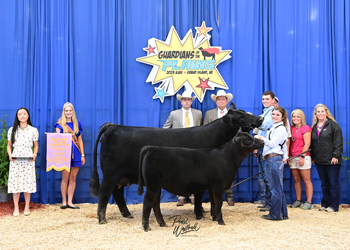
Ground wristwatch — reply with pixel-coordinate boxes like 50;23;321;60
81;154;85;157
301;155;305;158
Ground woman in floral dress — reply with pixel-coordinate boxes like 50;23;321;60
7;107;39;216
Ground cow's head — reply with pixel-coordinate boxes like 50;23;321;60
233;132;264;150
223;108;263;130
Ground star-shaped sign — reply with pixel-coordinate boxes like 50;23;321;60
145;45;156;54
136;22;232;103
196;77;211;93
153;86;169;103
195;21;212;37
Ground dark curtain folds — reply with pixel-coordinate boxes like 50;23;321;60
0;0;349;204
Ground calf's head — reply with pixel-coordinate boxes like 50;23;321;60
224;109;263;130
233;132;264;152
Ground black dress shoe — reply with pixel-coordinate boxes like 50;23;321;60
60;205;67;209
262;215;282;220
259;207;270;212
67;205;80;209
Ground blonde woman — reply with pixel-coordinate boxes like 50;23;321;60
55;102;85;209
288;109;313;210
311;104;343;212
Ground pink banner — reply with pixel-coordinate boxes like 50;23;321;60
46;133;72;172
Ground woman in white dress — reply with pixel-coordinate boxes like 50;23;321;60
7;107;39;216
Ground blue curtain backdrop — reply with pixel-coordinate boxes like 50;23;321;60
0;0;349;205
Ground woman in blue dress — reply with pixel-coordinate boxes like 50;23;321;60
55;102;85;209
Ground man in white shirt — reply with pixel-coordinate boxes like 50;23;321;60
203;90;235;206
163;90;202;206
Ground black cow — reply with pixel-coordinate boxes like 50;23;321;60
138;133;264;231
198;47;220;60
89;106;263;224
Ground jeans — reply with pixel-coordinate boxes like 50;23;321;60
264;156;288;219
315;164;341;211
257;149;270;205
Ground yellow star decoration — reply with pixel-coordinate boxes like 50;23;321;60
195;22;212;37
137;27;230;100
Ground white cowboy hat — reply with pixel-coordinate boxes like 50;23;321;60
211;90;233;102
176;90;196;101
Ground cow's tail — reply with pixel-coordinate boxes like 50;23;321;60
137;146;150;196
89;123;111;197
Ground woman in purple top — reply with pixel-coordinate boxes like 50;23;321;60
55;102;85;209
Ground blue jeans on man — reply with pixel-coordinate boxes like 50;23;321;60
264;155;288;219
315;164;341;212
257;149;271;206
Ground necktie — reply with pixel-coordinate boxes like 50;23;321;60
221;110;224;117
185;111;190;128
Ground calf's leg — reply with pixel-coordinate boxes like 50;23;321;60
112;186;133;218
142;190;158;232
209;190;216;218
97;180;115;224
212;191;225;225
153;190;166;227
194;192;205;220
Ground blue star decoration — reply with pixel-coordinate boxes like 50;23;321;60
153;86;169;103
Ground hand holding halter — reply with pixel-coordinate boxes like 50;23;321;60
287;149;311;162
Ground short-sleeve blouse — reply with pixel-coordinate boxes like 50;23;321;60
7;125;39;157
289;125;312;157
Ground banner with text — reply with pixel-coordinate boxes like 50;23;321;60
46;133;72;172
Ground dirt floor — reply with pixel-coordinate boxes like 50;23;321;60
1;201;350;250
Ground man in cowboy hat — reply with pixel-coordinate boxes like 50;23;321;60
163;89;202;206
203;89;235;206
203;90;233;125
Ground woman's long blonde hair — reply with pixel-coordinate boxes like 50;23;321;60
311;103;336;128
59;103;79;134
291;109;307;127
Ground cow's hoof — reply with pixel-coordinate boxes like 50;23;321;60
143;226;151;232
218;220;225;225
99;219;107;224
123;214;134;219
159;222;167;227
196;215;204;220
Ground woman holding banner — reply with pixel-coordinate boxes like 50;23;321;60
7;107;39;216
55;102;85;209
